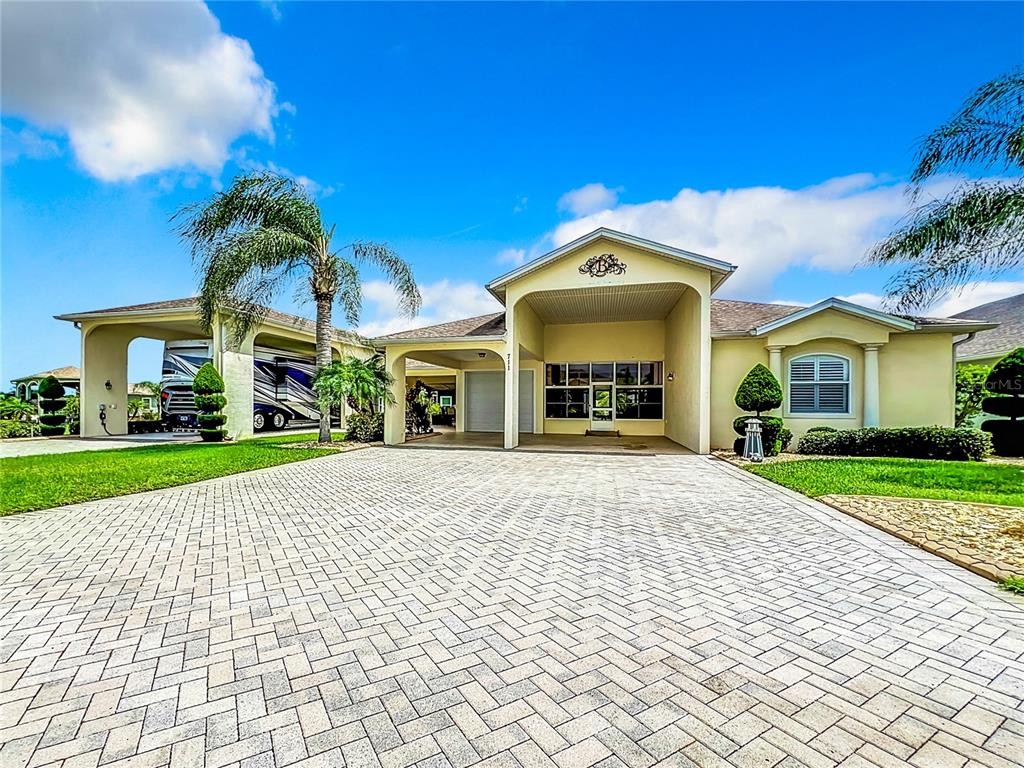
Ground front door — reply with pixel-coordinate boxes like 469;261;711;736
591;384;615;431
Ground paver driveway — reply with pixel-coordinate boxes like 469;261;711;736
1;449;1023;768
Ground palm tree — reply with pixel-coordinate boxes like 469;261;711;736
313;353;395;416
867;68;1024;311
175;172;421;443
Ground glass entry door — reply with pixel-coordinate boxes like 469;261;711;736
591;384;615;431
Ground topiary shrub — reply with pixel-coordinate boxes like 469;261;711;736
797;426;991;461
806;425;837;434
981;347;1023;456
192;363;227;442
346;412;384;442
733;364;786;456
37;376;66;437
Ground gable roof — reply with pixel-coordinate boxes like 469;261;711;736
748;297;918;335
374;312;506;342
486;228;737;302
55;298;367;346
951;292;1023;360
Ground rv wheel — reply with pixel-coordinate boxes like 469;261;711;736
272;412;287;430
253;413;266;431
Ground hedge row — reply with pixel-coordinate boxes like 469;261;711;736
797;426;991;462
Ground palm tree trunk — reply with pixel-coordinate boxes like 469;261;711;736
315;296;334;443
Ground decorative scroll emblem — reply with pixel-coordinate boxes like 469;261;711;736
579;253;627;277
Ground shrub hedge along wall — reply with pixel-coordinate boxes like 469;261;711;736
37;375;67;437
192;362;227;442
797;426;991;462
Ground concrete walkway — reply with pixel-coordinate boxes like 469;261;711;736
0;449;1022;768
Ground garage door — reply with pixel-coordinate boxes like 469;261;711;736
465;370;535;433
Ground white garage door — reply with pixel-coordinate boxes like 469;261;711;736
465;370;535;433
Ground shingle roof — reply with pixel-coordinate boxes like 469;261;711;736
374;313;507;341
710;300;803;333
951;293;1023;360
55;298;366;346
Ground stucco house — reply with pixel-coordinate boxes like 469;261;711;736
376;228;997;452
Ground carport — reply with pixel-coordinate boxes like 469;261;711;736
56;298;369;439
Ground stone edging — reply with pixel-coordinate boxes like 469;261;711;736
818;495;1021;584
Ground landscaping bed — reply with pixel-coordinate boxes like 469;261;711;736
0;432;351;515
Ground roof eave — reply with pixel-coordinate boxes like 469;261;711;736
752;298;918;336
374;334;506;346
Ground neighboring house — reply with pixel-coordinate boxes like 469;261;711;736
951;293;1023;367
10;366;80;402
375;228;997;452
11;366;159;412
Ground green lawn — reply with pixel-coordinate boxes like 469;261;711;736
0;432;347;515
748;458;1024;508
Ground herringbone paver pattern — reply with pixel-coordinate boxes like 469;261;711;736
1;450;1023;768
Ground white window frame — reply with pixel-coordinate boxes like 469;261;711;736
786;353;852;417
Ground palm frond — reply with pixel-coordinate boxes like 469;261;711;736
349;241;422;320
911;68;1024;184
332;258;363;327
867;181;1024;311
196;227;309;343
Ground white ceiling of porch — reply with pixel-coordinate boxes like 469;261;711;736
524;284;687;324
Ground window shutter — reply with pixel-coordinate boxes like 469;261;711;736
790;359;816;382
788;354;850;414
818;358;848;382
817;383;848;412
790;383;817;412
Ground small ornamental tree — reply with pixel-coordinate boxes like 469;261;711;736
955;364;991;427
37;376;67;437
192;363;227;442
733;363;789;456
981;347;1024;456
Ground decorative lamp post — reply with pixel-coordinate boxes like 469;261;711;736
743;417;764;462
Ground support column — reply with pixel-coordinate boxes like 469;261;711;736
455;370;466;433
81;323;132;437
503;307;519;450
862;343;882;427
213;318;255;441
384;352;406;445
767;345;785;381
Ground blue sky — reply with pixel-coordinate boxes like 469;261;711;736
2;1;1022;384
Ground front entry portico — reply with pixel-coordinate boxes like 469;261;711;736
377;228;735;453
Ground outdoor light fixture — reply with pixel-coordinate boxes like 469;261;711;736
104;379;112;391
666;371;675;382
478;352;486;358
743;417;764;462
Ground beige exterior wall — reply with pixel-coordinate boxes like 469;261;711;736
879;332;955;428
664;288;706;451
710;321;957;450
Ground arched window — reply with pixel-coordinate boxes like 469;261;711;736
789;354;850;414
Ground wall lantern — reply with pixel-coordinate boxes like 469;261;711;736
477;352;486;358
666;372;675;382
104;379;113;391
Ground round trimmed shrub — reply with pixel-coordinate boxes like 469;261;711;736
37;375;66;437
192;362;227;442
981;347;1023;456
806;425;837;434
735;364;783;414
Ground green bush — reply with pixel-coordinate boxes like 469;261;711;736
346;412;383;442
0;419;36;439
806;425;837;434
981;348;1023;456
732;415;789;457
192;363;226;442
735;364;783;414
797;426;991;461
37;375;66;437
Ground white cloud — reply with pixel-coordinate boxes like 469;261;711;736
835;292;886;309
236;151;335;197
357;279;502;337
1;1;279;181
558;183;622;216
497;248;527;266
1;124;61;163
552;174;958;297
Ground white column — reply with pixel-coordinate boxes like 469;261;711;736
454;369;465;433
384;351;406;445
767;345;784;381
503;307;519;450
862;343;882;427
213;318;255;441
